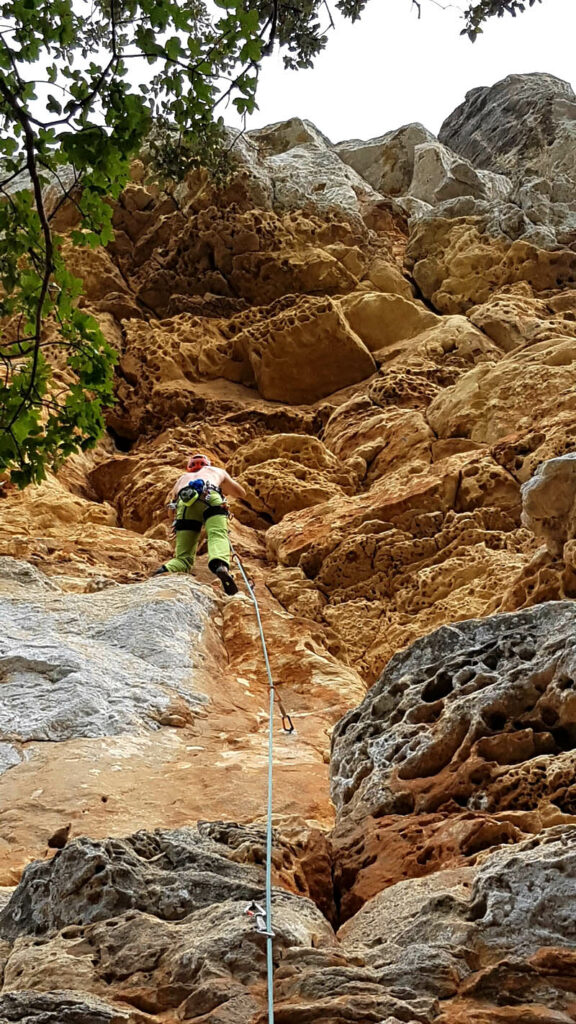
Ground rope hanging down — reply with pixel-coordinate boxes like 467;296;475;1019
231;546;294;1024
232;548;295;735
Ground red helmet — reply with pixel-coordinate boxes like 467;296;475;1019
187;453;211;472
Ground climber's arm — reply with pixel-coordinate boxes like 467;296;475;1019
220;470;247;500
166;478;180;513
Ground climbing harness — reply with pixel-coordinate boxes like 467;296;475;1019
177;479;223;508
232;544;294;1024
170;481;230;535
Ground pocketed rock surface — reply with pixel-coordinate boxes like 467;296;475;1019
2;72;576;1022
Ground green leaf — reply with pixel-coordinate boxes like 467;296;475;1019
46;94;62;115
165;36;182;60
239;38;262;62
0;137;18;156
12;409;40;443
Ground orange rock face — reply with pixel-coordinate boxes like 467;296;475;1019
3;97;576;1024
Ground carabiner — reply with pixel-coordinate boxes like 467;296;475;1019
281;714;295;734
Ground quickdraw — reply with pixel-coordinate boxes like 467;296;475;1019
245;900;275;938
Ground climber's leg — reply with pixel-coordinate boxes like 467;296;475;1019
204;510;231;568
204;502;238;595
161;502;203;574
163;525;201;573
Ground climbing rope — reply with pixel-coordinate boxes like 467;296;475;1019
231;547;295;735
232;545;294;1024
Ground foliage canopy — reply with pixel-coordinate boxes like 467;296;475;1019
0;0;376;485
462;0;542;41
0;0;544;485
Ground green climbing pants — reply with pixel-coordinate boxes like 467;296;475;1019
164;492;231;574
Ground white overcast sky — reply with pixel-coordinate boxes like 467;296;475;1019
225;0;576;142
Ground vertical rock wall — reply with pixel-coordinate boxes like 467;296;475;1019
1;72;576;1023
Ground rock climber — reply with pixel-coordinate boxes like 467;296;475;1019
153;453;247;595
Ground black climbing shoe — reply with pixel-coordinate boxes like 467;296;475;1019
152;566;169;577
215;564;238;596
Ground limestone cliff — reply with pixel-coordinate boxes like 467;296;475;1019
1;72;576;1024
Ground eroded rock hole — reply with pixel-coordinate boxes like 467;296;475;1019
468;893;488;922
482;651;500;670
483;710;507;731
422;671;454;702
340;711;361;735
541;707;559;726
416;847;435;866
406;702;443;724
106;426;134;452
452;794;469;808
551;725;576;751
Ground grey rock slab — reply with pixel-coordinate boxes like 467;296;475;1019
521;451;576;555
0;822;329;940
439;72;576;180
404;189;574;250
397;194;433;221
231;116;383;222
339;868;474;999
469;826;576;952
0;743;21;774
247;116;334;155
224;128;275;210
335;123;437;195
409;141;511;206
0;888;14;914
0;824;335;1023
405;75;576;245
333;87;575;245
0;992;130;1024
515;175;572;227
0;574;213;752
0;558;60;596
338;828;576;1004
330;601;576;822
264;143;381;221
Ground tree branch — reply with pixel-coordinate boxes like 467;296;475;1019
0;76;53;430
